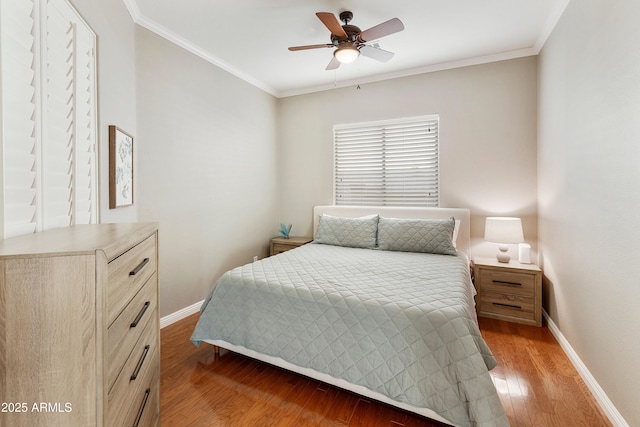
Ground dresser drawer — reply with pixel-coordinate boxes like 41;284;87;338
479;269;535;296
107;273;158;391
107;308;159;425
122;362;159;427
107;234;157;325
479;291;535;321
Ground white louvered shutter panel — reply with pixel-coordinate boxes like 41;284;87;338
334;115;439;207
41;0;75;229
0;0;97;238
72;18;97;225
0;0;39;238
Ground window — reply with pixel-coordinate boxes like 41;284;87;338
0;0;98;238
333;115;439;207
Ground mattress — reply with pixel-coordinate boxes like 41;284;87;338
191;243;508;427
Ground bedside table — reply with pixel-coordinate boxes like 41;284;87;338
269;236;313;256
473;257;542;327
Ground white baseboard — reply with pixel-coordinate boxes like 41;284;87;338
160;300;203;329
543;309;629;427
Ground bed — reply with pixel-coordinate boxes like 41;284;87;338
190;206;508;427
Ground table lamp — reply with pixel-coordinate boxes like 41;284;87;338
484;217;524;263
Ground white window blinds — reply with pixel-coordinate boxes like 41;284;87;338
0;0;97;238
334;115;439;207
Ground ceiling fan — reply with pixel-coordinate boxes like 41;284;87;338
288;11;404;70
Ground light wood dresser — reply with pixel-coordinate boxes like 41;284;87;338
0;222;159;427
473;257;542;327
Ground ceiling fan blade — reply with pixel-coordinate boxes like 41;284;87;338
359;45;395;62
316;12;347;38
288;44;333;51
359;18;404;42
326;56;341;70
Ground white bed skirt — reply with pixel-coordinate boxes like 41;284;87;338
203;339;457;427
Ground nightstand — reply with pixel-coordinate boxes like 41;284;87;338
473;257;542;327
269;236;313;256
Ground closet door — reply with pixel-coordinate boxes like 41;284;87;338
0;0;97;238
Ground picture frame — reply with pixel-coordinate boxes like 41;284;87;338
109;125;134;209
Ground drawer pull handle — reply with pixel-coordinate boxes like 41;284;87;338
131;345;150;381
133;388;151;427
130;258;150;276
492;302;522;310
492;280;522;287
130;301;151;328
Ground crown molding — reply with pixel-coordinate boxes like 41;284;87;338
534;0;571;52
122;0;278;97
278;47;538;98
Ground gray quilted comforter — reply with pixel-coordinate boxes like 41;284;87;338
191;243;508;427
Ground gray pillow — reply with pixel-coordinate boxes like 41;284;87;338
315;214;378;249
377;216;457;255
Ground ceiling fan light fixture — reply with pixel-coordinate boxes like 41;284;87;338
334;45;360;64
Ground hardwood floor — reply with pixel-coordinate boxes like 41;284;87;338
478;319;611;427
160;314;612;426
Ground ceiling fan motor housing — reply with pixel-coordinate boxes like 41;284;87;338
331;26;361;46
339;11;353;24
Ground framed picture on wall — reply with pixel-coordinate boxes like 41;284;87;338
109;125;134;208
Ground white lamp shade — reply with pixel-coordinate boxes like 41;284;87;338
484;217;524;244
334;45;360;63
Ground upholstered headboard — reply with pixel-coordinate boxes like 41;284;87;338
313;205;471;257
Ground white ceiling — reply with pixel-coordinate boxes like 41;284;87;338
124;0;569;98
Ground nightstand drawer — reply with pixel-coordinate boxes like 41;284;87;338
271;243;293;254
480;269;535;296
479;292;535;321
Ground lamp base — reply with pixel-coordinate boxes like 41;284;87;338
496;244;510;263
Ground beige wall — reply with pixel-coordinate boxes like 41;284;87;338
277;57;539;258
538;0;640;425
134;27;279;317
